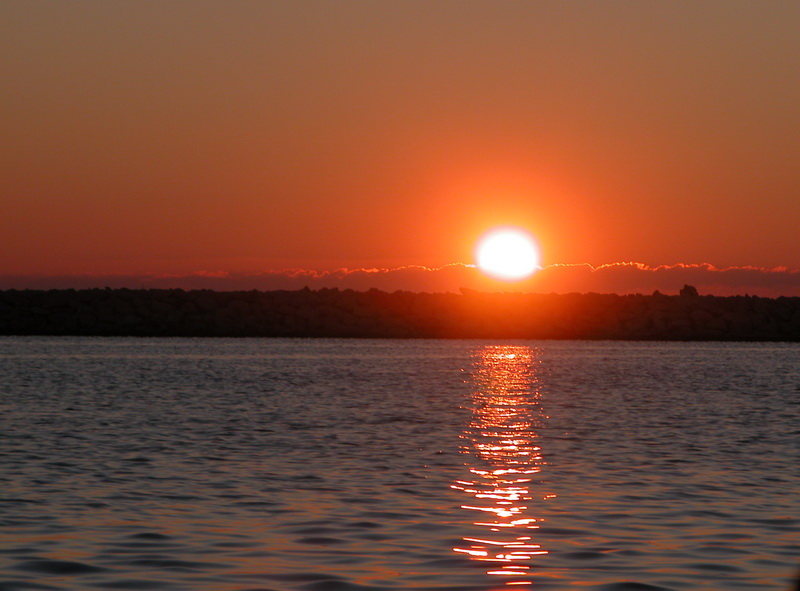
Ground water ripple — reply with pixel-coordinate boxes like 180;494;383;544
1;338;798;591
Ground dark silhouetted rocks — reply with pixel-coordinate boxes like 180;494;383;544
680;284;699;297
0;287;799;340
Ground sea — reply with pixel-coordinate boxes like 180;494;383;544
1;337;798;591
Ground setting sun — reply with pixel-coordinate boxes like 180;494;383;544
475;228;541;281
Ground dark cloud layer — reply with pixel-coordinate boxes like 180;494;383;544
2;263;799;297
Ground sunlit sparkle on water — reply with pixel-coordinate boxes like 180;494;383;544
453;346;551;586
1;338;798;591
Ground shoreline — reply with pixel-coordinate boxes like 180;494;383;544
1;287;799;341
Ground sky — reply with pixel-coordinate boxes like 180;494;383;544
2;1;800;295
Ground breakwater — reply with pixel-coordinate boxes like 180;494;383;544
1;287;799;340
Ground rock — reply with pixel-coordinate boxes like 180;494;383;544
0;288;798;341
680;284;699;297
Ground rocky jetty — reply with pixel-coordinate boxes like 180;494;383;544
1;286;799;341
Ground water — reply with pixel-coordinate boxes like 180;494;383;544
1;337;798;591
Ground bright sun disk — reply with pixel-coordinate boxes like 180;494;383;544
476;228;541;280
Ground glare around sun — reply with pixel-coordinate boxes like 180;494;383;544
475;228;541;281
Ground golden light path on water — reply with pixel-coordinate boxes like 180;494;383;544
453;345;553;587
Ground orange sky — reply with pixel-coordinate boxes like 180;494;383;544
2;1;799;294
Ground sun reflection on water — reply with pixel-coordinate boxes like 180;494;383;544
453;345;551;586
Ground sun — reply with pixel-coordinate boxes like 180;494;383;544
475;227;541;280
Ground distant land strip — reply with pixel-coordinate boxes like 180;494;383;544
1;287;799;341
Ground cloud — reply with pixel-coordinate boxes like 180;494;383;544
1;262;799;296
531;262;800;296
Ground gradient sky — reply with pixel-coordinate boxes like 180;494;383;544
2;1;799;293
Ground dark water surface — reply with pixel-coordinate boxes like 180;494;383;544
1;337;798;591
